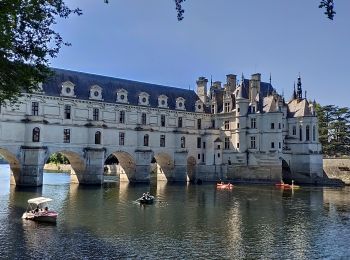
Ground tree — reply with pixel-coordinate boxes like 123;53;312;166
174;0;336;21
315;104;350;156
0;0;81;104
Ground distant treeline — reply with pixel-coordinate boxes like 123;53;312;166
316;104;350;157
47;153;69;165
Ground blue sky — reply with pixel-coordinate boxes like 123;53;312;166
50;1;350;107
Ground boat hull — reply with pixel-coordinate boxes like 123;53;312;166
22;211;58;223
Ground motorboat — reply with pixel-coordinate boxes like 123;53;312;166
216;182;234;189
22;197;58;223
138;194;155;205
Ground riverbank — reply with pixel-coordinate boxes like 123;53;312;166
43;163;71;173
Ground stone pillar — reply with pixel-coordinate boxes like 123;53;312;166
173;150;188;182
133;149;153;182
73;148;105;185
17;146;47;187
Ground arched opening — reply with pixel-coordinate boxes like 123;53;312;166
150;153;174;182
45;151;85;184
32;127;40;142
187;156;197;183
95;131;101;144
0;148;20;187
281;159;292;182
104;151;136;182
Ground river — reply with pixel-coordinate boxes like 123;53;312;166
0;165;350;259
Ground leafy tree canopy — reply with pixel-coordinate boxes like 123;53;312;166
0;0;81;104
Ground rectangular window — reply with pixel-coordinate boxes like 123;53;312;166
224;120;230;130
202;153;205;163
203;142;206;149
197;137;201;148
198;154;201;160
64;105;71;119
293;126;296;135
141;113;147;125
237;108;240;112
197;119;201;129
237;143;240;148
252;106;256;113
250;136;256;149
251;118;256;129
160;134;165;147
271;142;275;149
32;102;39;116
237;123;240;129
224;102;230;113
211;120;215;128
224;137;230;149
93;108;99;121
211;105;215;114
278;123;281;129
119;111;125;124
161;115;166;127
279;142;281;149
271;123;275;129
119;132;125;145
178;117;183;128
63;129;70;143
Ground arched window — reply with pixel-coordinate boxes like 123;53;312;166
313;125;316;141
144;134;149;146
306;125;310;141
32;127;40;142
299;126;303;141
95;131;101;144
181;136;186;148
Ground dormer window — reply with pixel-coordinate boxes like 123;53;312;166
158;95;168;108
138;92;150;106
61;81;76;97
195;100;204;113
116;89;128;103
89;85;103;100
176;97;186;110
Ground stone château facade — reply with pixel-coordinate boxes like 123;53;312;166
0;68;323;186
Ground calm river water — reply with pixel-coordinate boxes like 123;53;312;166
1;165;350;259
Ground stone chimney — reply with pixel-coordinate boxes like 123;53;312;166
226;74;237;93
196;77;208;104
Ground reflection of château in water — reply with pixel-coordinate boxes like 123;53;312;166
0;69;323;186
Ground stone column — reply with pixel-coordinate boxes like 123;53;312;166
18;146;47;187
133;149;153;182
173;150;188;182
73;147;105;185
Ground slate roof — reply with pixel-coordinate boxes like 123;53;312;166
42;68;201;112
287;99;312;117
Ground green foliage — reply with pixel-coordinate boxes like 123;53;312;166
315;103;350;156
47;153;69;165
0;0;81;104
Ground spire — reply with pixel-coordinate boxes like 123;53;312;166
293;81;297;100
210;75;213;87
297;74;302;100
269;73;272;85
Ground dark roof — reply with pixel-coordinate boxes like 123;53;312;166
43;68;201;112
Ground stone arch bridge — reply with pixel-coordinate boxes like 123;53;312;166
0;143;196;187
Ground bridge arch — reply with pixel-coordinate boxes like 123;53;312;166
151;152;174;181
104;151;136;182
45;149;86;183
0;148;20;185
281;158;292;182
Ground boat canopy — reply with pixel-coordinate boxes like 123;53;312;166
27;197;53;205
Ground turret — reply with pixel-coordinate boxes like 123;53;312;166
196;77;208;104
297;75;302;100
249;73;261;104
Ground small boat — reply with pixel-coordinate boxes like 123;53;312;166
275;181;300;190
216;182;234;189
22;197;58;223
138;194;155;205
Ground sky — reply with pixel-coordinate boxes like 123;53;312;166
50;0;350;107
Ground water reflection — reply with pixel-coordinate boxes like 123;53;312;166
1;167;350;258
